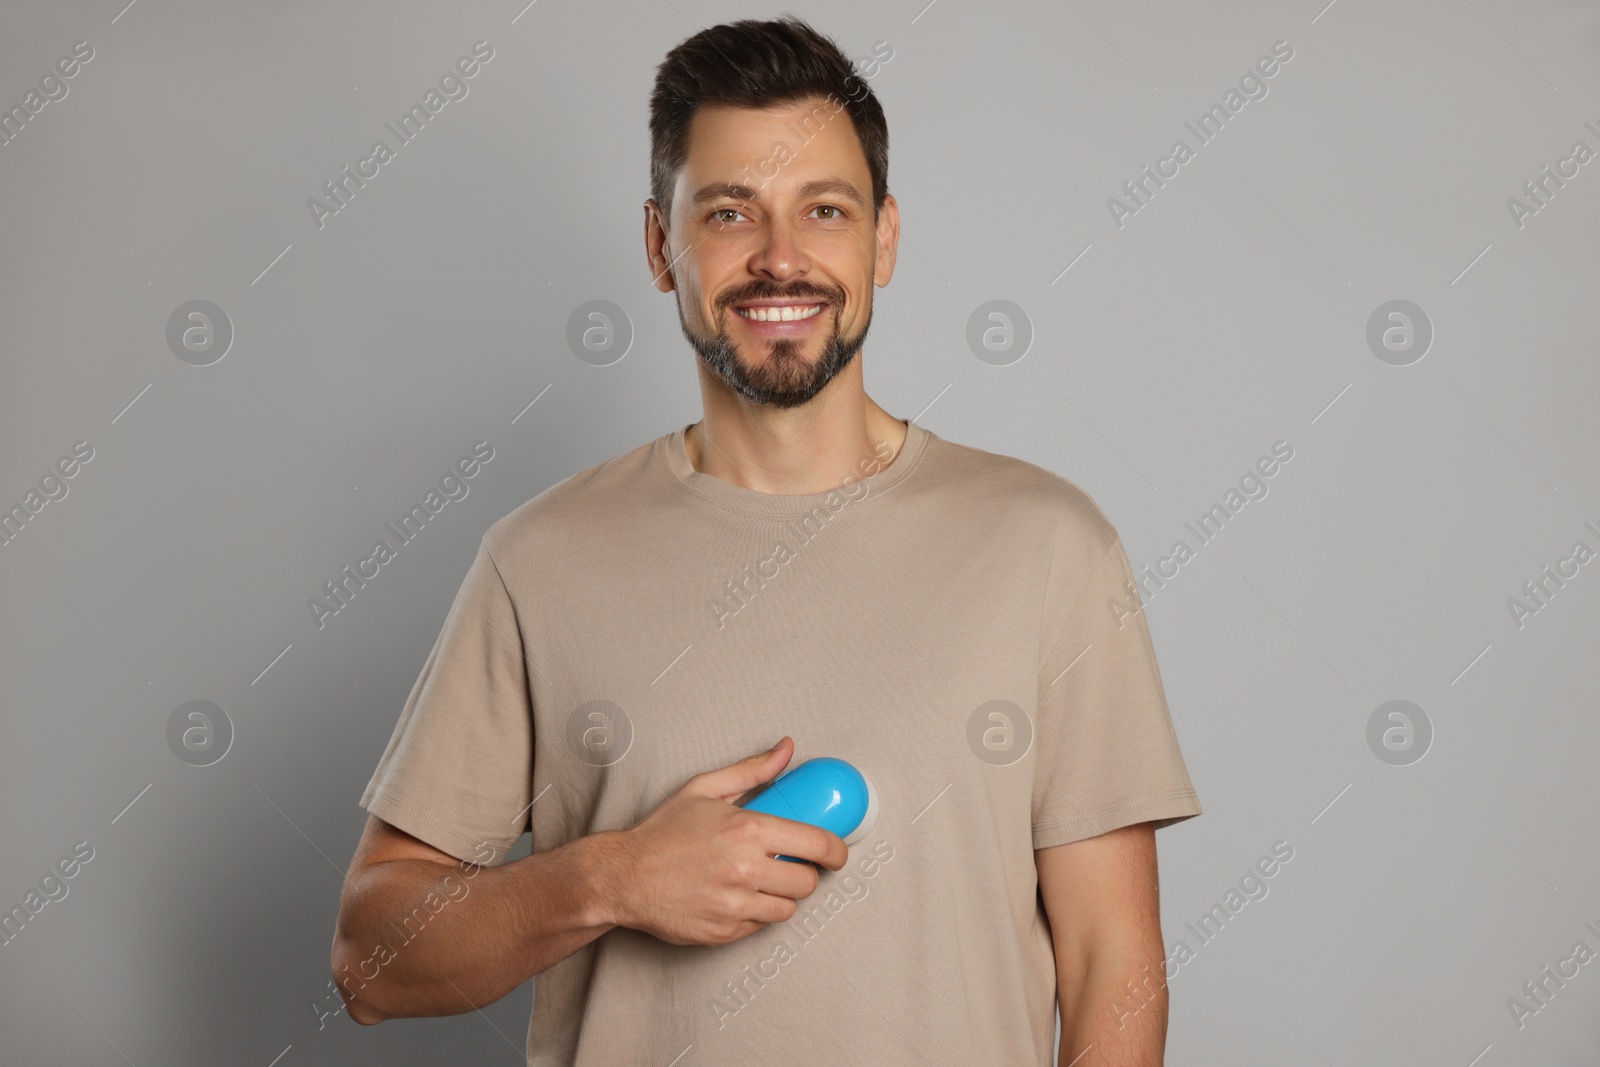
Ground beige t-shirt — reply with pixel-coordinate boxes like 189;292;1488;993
358;419;1201;1066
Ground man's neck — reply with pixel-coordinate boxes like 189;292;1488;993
685;388;909;497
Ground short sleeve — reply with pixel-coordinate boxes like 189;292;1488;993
358;539;533;865
1032;534;1201;850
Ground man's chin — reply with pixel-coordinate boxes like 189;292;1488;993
731;345;814;372
679;303;867;408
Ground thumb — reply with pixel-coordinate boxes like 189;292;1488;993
691;736;793;802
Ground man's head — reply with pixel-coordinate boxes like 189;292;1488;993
645;17;897;409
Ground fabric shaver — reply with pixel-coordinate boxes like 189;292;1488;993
738;756;879;863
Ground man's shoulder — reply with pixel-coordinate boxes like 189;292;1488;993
920;431;1120;552
482;430;668;555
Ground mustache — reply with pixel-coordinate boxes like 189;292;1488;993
719;283;843;311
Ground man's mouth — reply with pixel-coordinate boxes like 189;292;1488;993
733;302;827;323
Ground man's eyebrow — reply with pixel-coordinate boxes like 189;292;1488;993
691;181;758;205
690;178;868;208
796;178;868;207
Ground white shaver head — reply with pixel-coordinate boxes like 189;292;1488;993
843;772;879;845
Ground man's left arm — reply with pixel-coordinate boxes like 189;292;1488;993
1037;820;1169;1067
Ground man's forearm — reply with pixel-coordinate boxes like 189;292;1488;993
1058;941;1169;1067
331;830;626;1023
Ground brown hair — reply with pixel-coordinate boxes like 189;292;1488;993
649;15;889;225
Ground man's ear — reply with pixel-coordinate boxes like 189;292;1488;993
872;193;899;288
644;198;677;293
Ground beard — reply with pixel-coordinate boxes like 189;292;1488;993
677;282;871;409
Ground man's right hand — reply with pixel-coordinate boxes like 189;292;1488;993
595;736;850;947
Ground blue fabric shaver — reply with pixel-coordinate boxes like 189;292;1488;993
738;756;879;863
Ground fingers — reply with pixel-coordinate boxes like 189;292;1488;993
625;743;863;947
686;736;793;801
743;891;801;928
748;850;821;901
739;810;850;872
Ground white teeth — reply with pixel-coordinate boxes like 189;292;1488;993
737;304;823;323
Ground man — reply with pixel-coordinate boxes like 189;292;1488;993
332;15;1201;1066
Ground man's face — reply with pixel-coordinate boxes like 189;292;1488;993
649;96;896;409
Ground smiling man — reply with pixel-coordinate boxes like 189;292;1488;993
332;16;1201;1067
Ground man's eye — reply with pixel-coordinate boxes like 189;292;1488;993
711;208;747;224
812;205;843;220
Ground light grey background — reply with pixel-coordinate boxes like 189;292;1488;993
2;0;1597;1063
